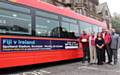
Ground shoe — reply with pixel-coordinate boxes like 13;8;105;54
89;63;94;65
97;62;103;65
114;62;117;65
82;61;89;65
107;62;113;65
102;62;105;64
106;61;111;64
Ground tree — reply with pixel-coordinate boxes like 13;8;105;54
112;13;120;34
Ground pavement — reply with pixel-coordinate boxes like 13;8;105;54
1;49;120;75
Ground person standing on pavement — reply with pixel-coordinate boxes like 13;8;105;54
118;37;120;49
110;29;120;64
80;31;90;63
89;32;97;64
101;29;112;64
95;33;105;65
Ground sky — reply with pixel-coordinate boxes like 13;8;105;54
100;0;120;15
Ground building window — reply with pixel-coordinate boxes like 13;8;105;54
79;9;82;14
89;2;93;11
36;17;60;37
0;9;31;34
76;8;82;14
105;10;108;16
84;0;86;2
83;10;87;15
92;5;96;12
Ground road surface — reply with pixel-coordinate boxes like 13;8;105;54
1;49;120;75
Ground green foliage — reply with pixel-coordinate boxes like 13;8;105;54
112;14;120;34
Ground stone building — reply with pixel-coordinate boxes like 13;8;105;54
41;0;101;20
97;2;112;29
41;0;112;29
41;0;71;7
71;0;102;21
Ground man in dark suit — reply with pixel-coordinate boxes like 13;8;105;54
110;29;120;64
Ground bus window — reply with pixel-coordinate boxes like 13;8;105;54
61;22;70;32
0;2;30;13
36;10;58;19
61;22;70;38
79;21;92;35
61;22;78;38
0;9;31;34
92;25;99;35
62;17;77;24
70;23;79;37
36;17;60;37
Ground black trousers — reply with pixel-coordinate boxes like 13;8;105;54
103;45;112;63
96;48;104;64
111;49;118;64
82;45;90;63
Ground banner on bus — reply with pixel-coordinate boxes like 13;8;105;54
0;38;79;51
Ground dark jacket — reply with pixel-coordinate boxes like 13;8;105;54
110;33;120;49
95;38;105;49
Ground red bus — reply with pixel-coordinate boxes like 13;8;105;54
0;0;107;68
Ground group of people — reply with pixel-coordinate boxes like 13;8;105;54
80;28;120;65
